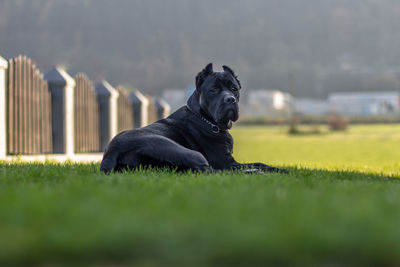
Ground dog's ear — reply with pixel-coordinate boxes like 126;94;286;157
223;65;241;89
196;63;213;90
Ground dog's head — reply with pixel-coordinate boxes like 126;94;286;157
195;63;241;130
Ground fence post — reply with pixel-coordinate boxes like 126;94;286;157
153;97;163;120
158;98;171;119
129;89;149;128
0;56;7;159
95;81;119;152
44;67;75;156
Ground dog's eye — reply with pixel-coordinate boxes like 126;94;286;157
231;86;238;91
210;87;219;93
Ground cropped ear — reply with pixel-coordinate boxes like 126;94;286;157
195;63;213;90
223;65;241;89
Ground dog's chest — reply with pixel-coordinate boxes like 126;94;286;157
190;132;234;169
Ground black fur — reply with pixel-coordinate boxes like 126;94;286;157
100;63;285;174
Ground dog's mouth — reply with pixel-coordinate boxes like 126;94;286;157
216;107;239;130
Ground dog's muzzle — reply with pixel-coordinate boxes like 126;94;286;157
215;102;239;130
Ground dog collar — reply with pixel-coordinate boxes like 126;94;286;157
186;105;220;133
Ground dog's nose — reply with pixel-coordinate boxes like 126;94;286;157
224;96;236;104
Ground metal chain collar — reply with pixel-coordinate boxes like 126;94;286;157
186;105;220;133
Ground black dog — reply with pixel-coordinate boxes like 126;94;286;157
100;63;284;173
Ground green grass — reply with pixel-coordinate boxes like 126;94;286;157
233;124;400;176
1;124;400;266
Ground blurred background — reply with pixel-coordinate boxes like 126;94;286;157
2;2;400;265
2;0;400;127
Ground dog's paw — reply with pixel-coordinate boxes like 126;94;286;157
241;167;289;175
195;164;214;172
241;168;265;175
190;161;212;172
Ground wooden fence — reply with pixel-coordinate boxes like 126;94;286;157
147;96;159;124
116;86;134;132
74;73;100;153
7;55;52;154
0;54;171;158
155;98;171;120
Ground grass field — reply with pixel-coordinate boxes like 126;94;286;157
1;124;400;266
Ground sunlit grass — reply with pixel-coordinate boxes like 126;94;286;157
232;124;400;176
0;124;400;265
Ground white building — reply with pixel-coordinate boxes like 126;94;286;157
245;89;292;118
294;98;330;116
328;91;400;116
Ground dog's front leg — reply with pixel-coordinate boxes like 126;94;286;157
231;162;288;174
